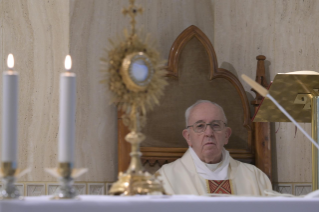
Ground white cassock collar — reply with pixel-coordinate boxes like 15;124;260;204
189;146;230;180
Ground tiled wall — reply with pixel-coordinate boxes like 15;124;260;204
273;183;312;196
1;182;113;196
5;182;313;196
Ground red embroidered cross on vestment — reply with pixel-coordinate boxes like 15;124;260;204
206;180;232;194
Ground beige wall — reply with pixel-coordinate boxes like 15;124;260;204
0;0;215;195
214;0;318;192
1;0;69;181
1;0;315;196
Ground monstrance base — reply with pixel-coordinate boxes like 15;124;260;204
109;170;165;196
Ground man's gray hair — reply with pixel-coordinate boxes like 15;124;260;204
185;100;228;127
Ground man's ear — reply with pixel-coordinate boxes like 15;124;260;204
224;127;232;145
182;129;192;147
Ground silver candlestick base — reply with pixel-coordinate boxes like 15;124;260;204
45;163;87;200
0;162;30;200
53;177;77;199
1;176;20;199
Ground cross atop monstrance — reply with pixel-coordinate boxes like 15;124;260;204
122;0;143;36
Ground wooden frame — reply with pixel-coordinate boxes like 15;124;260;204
117;25;272;180
251;55;272;180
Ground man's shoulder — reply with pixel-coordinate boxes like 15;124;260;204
230;157;269;178
230;157;272;194
159;157;183;172
158;150;192;174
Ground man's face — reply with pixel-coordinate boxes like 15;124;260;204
182;103;232;163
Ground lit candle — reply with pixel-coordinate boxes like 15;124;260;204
59;55;76;163
2;54;19;163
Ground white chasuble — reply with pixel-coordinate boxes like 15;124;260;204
158;149;272;196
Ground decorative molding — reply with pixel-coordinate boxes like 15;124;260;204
294;184;312;196
4;181;313;196
26;184;45;196
15;184;24;196
141;150;182;167
0;182;116;195
0;183;24;196
74;183;86;195
141;158;171;167
88;183;105;195
273;183;293;194
105;183;113;195
47;183;60;195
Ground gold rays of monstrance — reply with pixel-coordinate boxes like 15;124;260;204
100;0;168;195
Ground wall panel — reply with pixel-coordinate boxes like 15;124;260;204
214;0;319;184
0;0;215;188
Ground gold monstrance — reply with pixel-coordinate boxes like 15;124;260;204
101;0;167;195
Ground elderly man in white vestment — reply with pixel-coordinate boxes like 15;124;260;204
158;100;272;196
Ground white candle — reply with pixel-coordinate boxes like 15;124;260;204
2;54;19;162
59;55;76;163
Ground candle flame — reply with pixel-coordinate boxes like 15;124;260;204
7;54;14;69
64;55;72;70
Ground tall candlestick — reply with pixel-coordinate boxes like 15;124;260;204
2;54;19;163
59;55;76;163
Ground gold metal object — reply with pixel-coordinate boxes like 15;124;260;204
253;73;319;122
58;162;73;178
312;96;319;190
45;163;87;199
294;94;312;109
101;0;167;123
102;0;167;195
109;131;165;195
109;106;166;195
1;162;17;177
120;52;154;92
253;71;319;190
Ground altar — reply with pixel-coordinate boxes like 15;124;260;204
1;0;319;206
0;195;318;212
0;195;319;212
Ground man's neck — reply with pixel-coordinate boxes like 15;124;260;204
202;153;222;164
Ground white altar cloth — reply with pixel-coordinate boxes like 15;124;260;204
0;195;318;212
